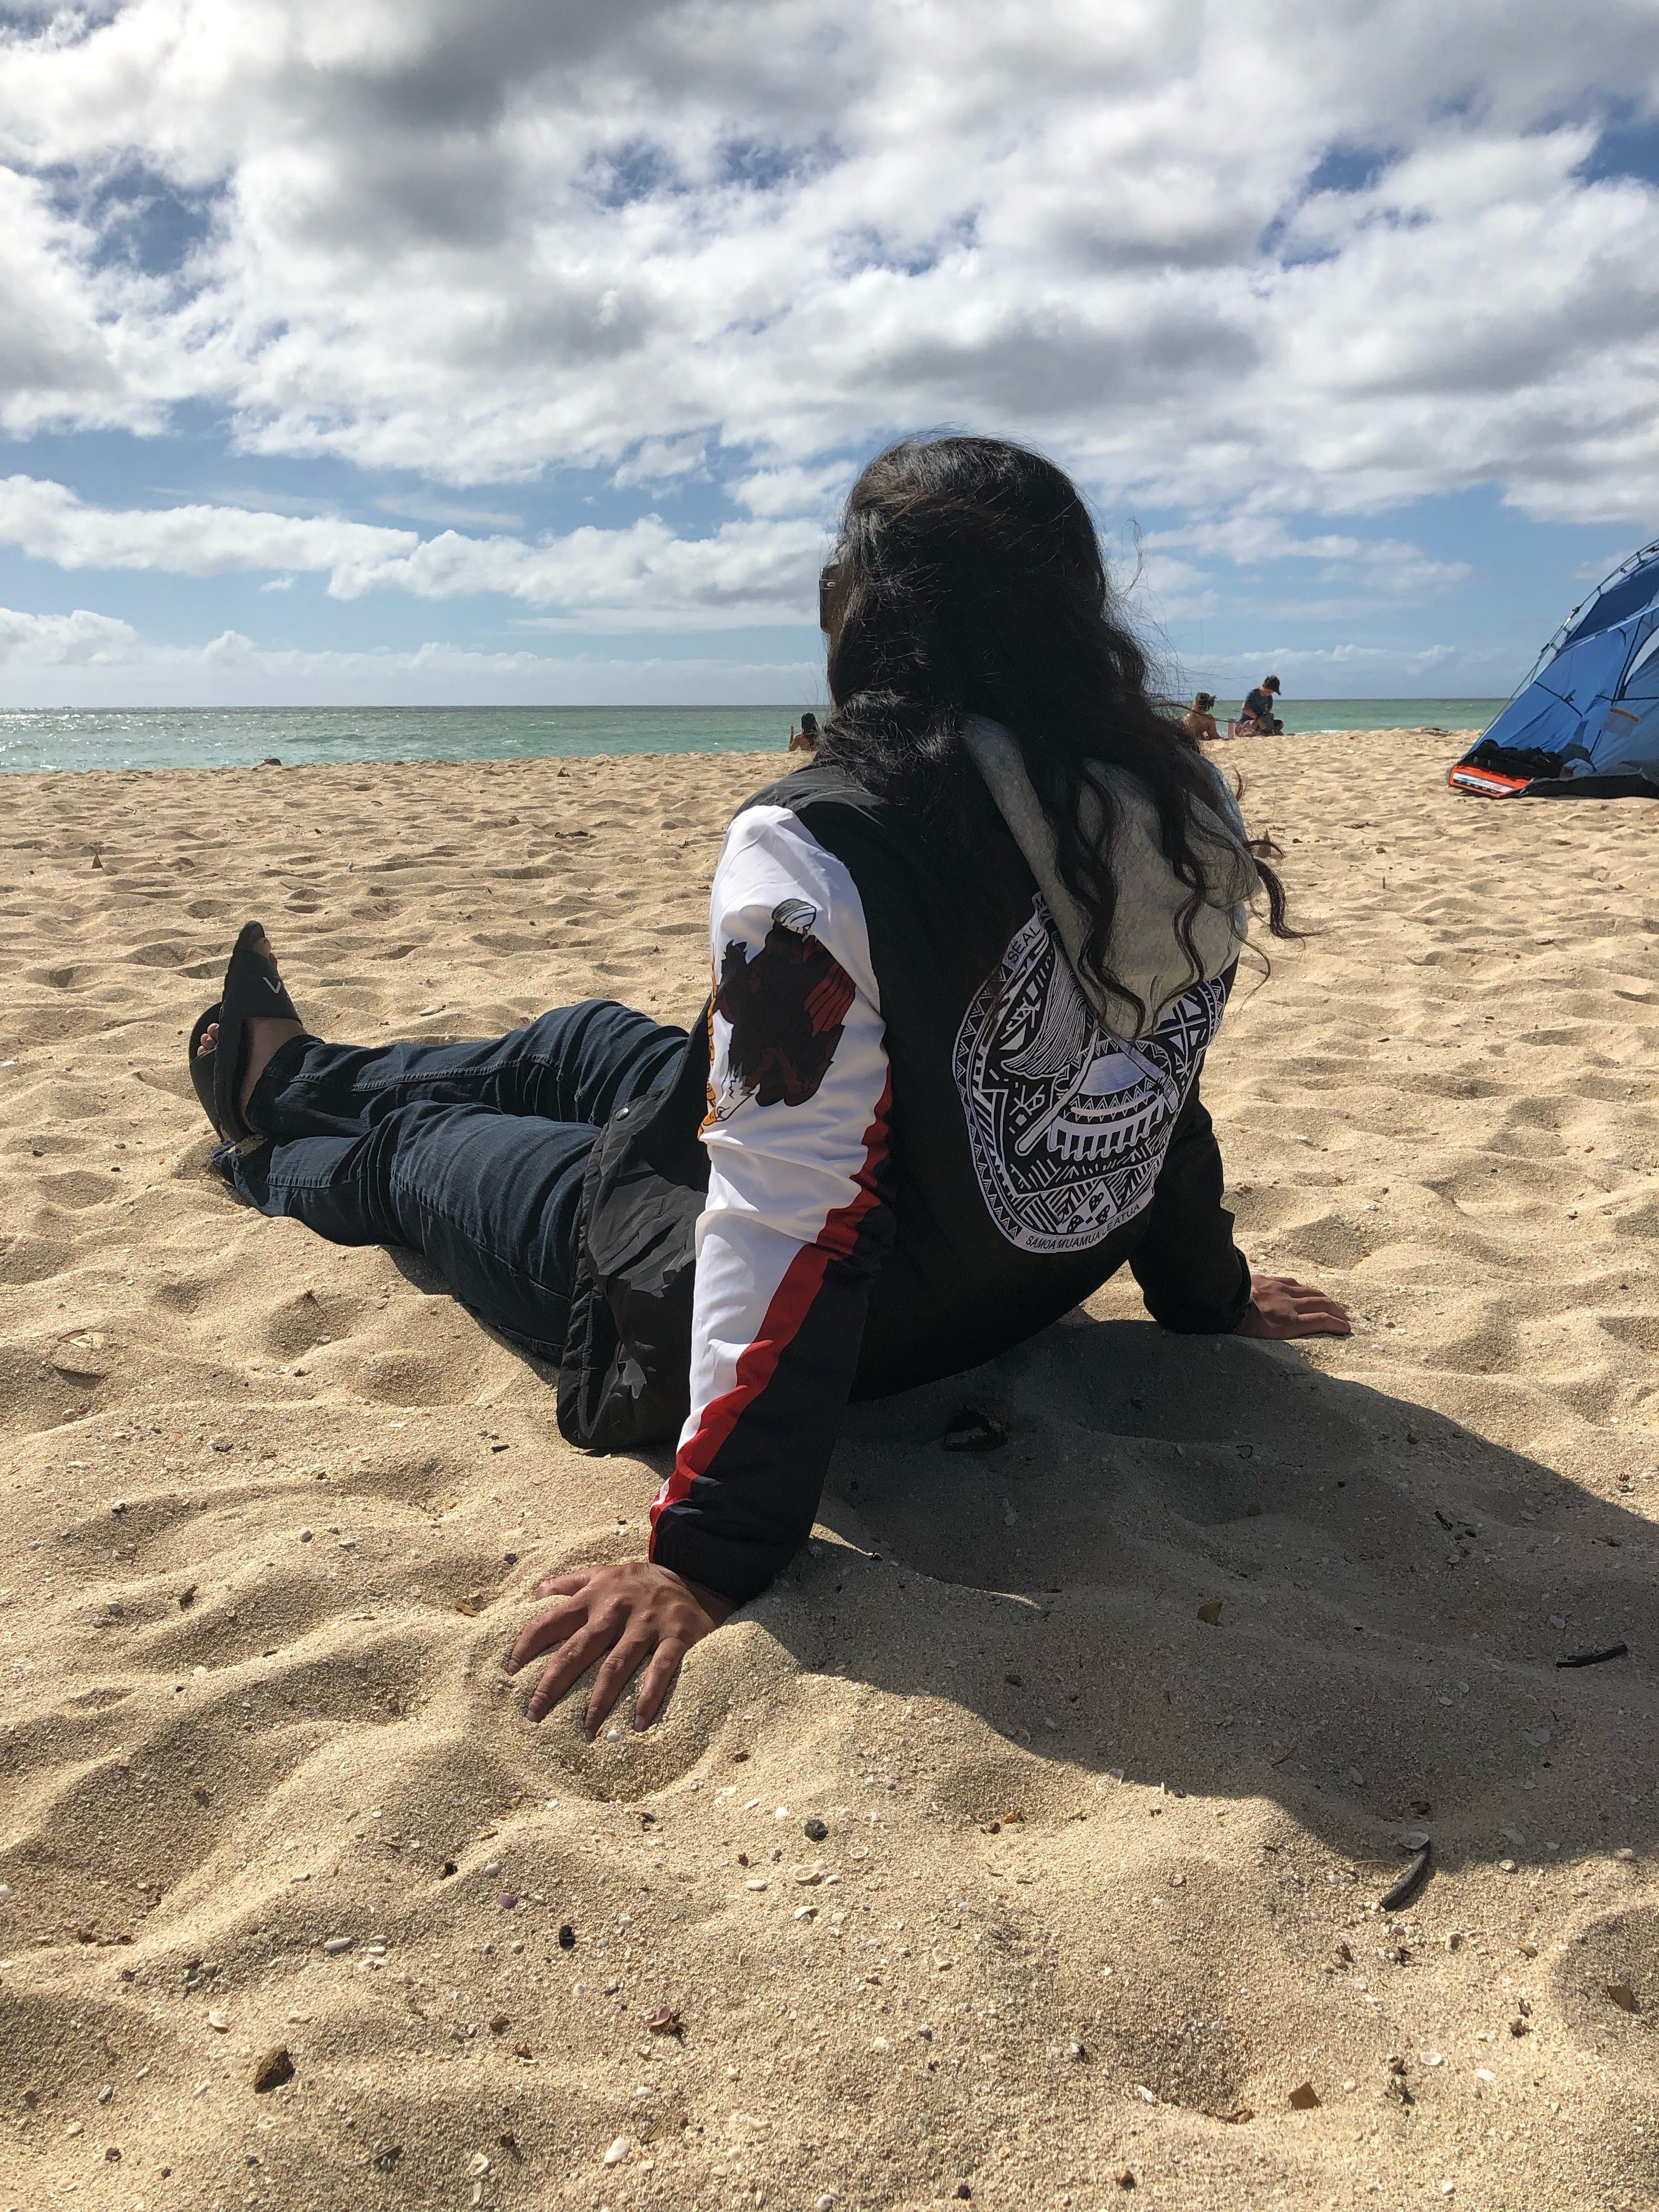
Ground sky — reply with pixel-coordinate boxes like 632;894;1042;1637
2;0;1656;709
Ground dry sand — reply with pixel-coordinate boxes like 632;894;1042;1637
1;730;1655;2212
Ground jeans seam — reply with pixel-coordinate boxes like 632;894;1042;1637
281;1052;563;1099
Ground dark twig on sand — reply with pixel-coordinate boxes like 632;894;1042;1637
1379;1842;1433;1912
1555;1643;1629;1669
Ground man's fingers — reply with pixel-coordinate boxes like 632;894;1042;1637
533;1571;589;1600
633;1639;688;1731
583;1633;658;1739
505;1594;590;1675
523;1621;616;1719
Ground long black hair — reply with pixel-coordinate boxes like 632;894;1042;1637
816;435;1292;1026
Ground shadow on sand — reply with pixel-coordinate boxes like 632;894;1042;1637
759;1313;1656;1885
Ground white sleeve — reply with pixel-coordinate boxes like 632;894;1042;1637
646;803;893;1599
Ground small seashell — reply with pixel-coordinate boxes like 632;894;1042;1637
207;2009;229;2032
603;2135;633;2166
323;1935;354;1954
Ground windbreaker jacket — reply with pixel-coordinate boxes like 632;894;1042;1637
561;763;1252;1604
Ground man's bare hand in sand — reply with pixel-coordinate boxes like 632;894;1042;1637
1234;1272;1351;1340
506;1560;734;1736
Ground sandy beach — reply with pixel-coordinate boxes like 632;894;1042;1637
2;730;1655;2212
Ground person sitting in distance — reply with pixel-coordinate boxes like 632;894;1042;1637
788;711;821;754
1182;693;1220;742
1238;676;1283;735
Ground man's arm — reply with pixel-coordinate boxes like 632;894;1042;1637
649;803;893;1599
1128;1077;1254;1331
509;803;893;1736
1129;1075;1349;1339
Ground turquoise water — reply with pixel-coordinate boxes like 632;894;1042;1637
0;699;1504;774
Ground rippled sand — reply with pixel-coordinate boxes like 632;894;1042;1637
1;733;1654;2211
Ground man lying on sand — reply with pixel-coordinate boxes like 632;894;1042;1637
185;435;1348;1742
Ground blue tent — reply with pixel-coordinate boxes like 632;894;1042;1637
1450;538;1659;798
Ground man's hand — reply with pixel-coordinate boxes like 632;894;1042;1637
505;1559;735;1737
1234;1271;1351;1340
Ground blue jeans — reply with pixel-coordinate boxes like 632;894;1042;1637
218;1000;687;1361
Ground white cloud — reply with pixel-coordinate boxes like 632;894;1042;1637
731;464;851;518
0;475;826;625
1181;640;1521;695
1;605;144;664
0;474;416;575
1133;516;1474;623
0;0;1651;526
0;601;821;705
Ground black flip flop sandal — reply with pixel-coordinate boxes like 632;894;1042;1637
187;921;302;1141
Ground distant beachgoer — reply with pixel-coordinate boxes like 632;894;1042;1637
1239;676;1283;735
183;435;1347;1742
1182;693;1220;742
788;711;821;755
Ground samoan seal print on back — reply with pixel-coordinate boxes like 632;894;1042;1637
953;898;1227;1255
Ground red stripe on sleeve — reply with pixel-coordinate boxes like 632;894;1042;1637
649;1075;891;1551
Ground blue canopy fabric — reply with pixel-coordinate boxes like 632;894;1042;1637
1455;539;1659;795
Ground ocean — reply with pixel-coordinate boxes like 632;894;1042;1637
0;701;1503;774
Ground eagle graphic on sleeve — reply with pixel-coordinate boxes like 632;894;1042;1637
710;898;856;1118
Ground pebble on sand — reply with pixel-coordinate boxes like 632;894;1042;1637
804;1818;829;1842
322;1934;354;1954
603;2135;633;2166
207;2009;230;2032
252;2046;295;2094
558;1923;576;1948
